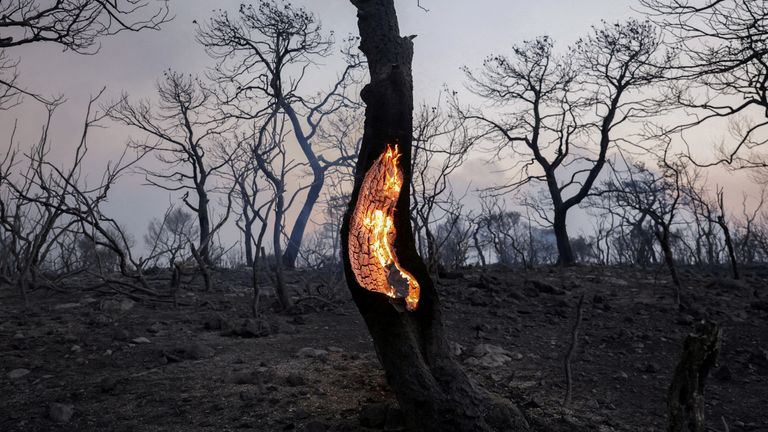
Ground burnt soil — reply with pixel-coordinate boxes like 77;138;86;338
1;265;767;431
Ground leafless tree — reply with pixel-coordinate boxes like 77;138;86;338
0;112;73;305
715;188;739;279
144;205;198;268
751;212;768;262
293;185;350;308
0;50;29;110
0;90;157;305
680;168;721;267
478;198;529;268
469;212;487;267
110;70;234;265
461;19;669;265
0;0;169;51
641;0;768;169
247;110;305;310
434;214;472;270
734;191;766;264
410;96;476;274
592;195;658;267
196;0;362;268
228;152;273;269
0;0;170;109
598;154;686;306
220;134;274;315
585;212;617;265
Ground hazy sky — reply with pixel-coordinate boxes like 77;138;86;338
3;0;760;257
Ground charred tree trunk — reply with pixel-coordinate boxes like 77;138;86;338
170;262;181;309
272;197;292;310
666;322;721;432
473;225;487;267
244;223;255;268
717;216;739;280
197;187;211;266
340;1;528;431
282;170;323;268
190;243;212;292
655;226;681;306
553;208;575;266
240;188;255;267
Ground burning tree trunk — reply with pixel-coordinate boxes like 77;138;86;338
340;1;528;431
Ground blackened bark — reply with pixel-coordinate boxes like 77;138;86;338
472;225;487;267
341;1;528;430
190;243;212;292
717;216;739;280
197;187;211;265
170;262;181;309
244;223;254;267
655;227;681;306
272;188;292;310
553;209;574;266
240;186;255;267
666;322;721;432
282;170;323;268
279;94;325;269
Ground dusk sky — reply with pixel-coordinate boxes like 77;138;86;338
3;0;760;254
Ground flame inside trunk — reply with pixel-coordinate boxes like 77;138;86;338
348;145;420;311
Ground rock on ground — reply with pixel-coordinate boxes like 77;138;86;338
49;403;74;423
8;368;30;380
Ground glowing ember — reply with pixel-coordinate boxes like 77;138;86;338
348;144;420;311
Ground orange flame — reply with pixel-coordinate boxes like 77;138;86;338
348;145;420;311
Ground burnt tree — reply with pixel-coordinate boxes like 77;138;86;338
461;20;668;265
340;1;528;431
666;321;721;432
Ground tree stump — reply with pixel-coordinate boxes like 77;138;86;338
340;1;528;431
666;321;721;432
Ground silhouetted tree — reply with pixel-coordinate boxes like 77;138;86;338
0;0;169;51
0;0;169;108
410;96;475;273
599;154;685;306
461;20;669;265
110;71;233;265
642;0;768;169
197;0;362;268
248;111;302;310
144;206;198;268
0;91;155;304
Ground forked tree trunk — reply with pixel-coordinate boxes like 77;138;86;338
340;1;528;431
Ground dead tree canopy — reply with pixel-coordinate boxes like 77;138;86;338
641;0;768;168
0;0;170;52
1;1;170;111
196;0;362;268
461;20;668;265
109;71;234;265
340;0;528;430
598;154;686;306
